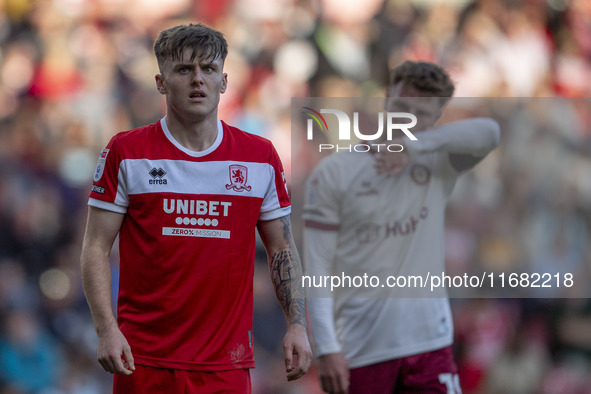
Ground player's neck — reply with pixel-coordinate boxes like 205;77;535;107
165;113;219;153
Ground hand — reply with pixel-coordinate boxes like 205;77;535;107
317;352;349;394
374;140;409;176
283;323;313;381
97;327;135;375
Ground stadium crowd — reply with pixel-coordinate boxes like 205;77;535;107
0;0;590;393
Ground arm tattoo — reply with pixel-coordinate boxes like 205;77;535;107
270;217;307;327
281;215;292;240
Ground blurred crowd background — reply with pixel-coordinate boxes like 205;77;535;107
0;0;590;393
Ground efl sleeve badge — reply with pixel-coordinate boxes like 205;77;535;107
93;148;110;182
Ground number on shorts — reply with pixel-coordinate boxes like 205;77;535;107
438;373;462;394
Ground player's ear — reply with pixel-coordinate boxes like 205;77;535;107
155;74;167;95
220;73;228;94
385;85;392;98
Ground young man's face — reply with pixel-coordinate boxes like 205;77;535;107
385;81;442;132
155;47;228;122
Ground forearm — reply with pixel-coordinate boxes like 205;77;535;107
81;246;118;335
304;227;341;356
268;217;307;328
406;117;500;158
270;249;307;327
264;216;314;381
308;298;341;356
81;207;124;335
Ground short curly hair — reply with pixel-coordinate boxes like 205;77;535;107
153;23;228;72
388;61;455;106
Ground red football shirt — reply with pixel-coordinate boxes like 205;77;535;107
88;118;291;371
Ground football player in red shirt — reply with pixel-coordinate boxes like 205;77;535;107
80;23;311;393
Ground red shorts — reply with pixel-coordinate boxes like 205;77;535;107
349;346;461;394
113;365;251;394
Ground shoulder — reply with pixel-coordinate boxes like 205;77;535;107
222;121;274;149
307;152;369;195
111;122;159;145
106;122;162;159
221;121;279;163
313;152;371;177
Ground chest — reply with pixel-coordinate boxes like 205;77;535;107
341;162;442;222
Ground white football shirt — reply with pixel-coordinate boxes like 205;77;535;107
304;149;459;368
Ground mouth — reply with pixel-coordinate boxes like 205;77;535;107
189;90;206;99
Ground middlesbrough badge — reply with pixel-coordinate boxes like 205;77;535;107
226;164;252;192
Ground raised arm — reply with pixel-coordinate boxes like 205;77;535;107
376;117;500;175
410;117;500;171
80;206;135;375
257;215;312;381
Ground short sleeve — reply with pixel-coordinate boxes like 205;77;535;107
258;143;291;221
88;135;129;214
302;157;341;231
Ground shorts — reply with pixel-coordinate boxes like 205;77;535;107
349;346;462;394
113;364;251;394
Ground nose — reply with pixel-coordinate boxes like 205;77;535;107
192;69;204;85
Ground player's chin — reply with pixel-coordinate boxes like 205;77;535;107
184;108;214;121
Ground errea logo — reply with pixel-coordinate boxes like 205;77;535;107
149;167;167;185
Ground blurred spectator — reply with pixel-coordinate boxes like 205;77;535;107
0;309;63;393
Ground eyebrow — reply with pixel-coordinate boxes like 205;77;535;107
172;63;195;70
173;60;218;68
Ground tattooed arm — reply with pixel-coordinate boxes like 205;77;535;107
257;215;312;381
260;215;306;326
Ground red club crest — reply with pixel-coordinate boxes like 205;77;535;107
226;164;252;192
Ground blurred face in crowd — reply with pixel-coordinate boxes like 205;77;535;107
385;81;441;132
155;47;228;123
